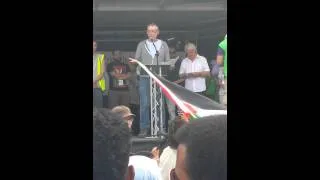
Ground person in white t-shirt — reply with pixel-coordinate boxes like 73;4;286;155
151;118;187;180
179;43;210;95
128;155;162;180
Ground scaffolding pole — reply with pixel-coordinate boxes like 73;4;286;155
150;67;164;136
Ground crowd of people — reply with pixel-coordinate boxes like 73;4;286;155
93;23;227;179
93;108;227;180
93;23;227;137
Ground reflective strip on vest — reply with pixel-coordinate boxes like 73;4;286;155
96;54;106;92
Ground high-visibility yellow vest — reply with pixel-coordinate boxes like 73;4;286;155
96;54;106;92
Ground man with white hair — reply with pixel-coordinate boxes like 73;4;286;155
179;43;210;95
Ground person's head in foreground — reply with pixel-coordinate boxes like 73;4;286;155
174;115;227;180
168;117;187;150
151;117;186;163
93;108;132;180
111;105;135;129
152;117;187;180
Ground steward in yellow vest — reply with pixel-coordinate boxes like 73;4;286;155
93;40;106;108
93;54;106;91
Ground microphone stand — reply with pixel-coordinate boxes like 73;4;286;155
152;41;160;76
151;39;164;137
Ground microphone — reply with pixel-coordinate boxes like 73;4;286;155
150;38;160;75
152;41;159;56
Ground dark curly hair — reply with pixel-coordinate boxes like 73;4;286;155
93;108;131;180
167;117;187;149
175;115;227;180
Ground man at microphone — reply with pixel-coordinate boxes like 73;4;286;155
134;23;170;137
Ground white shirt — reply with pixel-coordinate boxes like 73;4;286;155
145;39;162;59
159;147;177;180
179;55;210;92
129;155;163;180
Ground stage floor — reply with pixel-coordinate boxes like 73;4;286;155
131;136;164;153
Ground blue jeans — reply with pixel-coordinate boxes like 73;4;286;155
139;75;150;130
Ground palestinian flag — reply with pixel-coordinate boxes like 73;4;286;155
129;58;227;121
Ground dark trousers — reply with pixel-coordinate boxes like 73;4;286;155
130;104;140;136
196;91;206;96
108;90;130;109
93;88;103;108
103;95;108;108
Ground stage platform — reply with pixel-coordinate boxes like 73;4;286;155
131;136;164;154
